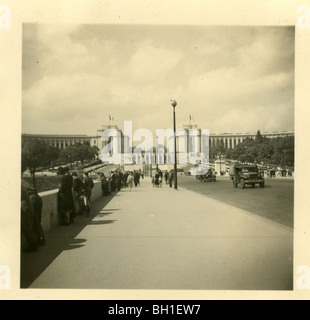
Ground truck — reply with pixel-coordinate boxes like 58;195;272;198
229;164;265;189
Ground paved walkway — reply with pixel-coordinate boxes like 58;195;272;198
24;177;293;290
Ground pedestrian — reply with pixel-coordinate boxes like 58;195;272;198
164;170;169;184
169;170;174;188
98;172;108;196
154;171;159;187
72;172;85;215
82;172;94;216
110;171;116;192
57;167;75;225
111;171;120;191
134;170;140;187
64;166;76;219
21;179;45;251
127;172;134;191
123;171;129;187
21;183;39;252
119;170;124;189
106;175;112;195
114;171;121;191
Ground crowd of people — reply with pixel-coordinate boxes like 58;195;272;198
20;166;95;252
267;168;293;178
97;169;144;193
58;167;95;225
21;166;171;252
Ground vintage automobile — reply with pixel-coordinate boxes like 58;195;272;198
229;164;264;189
198;169;216;182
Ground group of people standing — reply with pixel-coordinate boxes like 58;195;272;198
20;167;95;252
57;167;94;225
153;169;174;188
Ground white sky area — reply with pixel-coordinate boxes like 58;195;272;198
22;24;294;136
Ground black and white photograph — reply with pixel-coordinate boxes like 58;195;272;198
1;0;310;300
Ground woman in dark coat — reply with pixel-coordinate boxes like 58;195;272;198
58;167;74;224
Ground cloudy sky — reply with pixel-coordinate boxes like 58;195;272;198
22;24;294;136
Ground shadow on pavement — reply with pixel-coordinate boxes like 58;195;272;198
88;220;116;225
20;192;119;288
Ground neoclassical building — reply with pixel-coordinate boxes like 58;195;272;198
22;125;294;163
22;133;100;150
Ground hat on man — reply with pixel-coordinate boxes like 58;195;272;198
57;167;65;175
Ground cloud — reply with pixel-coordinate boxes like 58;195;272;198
22;25;294;136
128;39;184;83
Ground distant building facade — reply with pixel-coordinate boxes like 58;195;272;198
22;125;294;165
181;125;294;151
22;133;100;150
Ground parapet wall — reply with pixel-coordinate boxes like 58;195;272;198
38;180;101;234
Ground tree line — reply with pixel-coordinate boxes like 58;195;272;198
22;139;99;187
210;130;294;168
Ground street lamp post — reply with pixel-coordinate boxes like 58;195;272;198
156;135;159;172
171;100;178;189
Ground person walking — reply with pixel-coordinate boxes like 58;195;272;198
164;170;169;184
154;171;160;187
134;170;140;187
123;171;129;188
169;170;174;188
127;172;134;191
